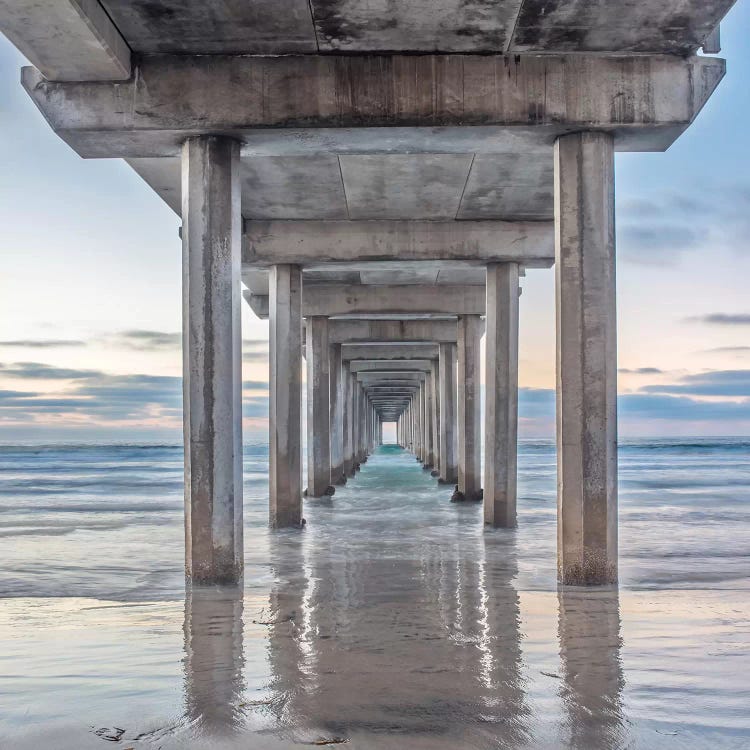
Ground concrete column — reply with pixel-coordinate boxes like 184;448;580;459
352;380;360;470
484;263;520;528
457;314;482;501
378;420;383;445
430;359;440;477
269;264;303;528
555;131;618;585
182;135;243;585
424;371;434;469
329;343;346;485
416;384;424;462
438;342;457;484
306;317;332;497
344;369;355;477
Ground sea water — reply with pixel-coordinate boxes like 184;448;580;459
0;439;748;748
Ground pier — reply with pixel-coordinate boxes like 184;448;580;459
0;0;734;587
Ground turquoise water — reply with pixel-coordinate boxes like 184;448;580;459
0;439;749;748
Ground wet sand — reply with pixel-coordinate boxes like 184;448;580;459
1;444;749;748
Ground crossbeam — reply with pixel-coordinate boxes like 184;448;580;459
22;54;724;157
244;220;553;266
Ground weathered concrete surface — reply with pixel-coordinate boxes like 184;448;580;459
457;315;482;502
329;343;346;486
182;136;243;584
306;317;332;497
350;359;433;373
484;263;520;528
430;360;441;476
303;285;485;316
329;319;457;344
99;0;317;54
439;342;458;484
243;220;553;266
0;0;131;80
555;132;618;586
343;344;439;361
22;54;725;158
269;265;303;528
344;368;355;477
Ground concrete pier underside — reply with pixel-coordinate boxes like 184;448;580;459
0;0;734;585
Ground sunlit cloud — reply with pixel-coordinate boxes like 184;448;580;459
0;339;85;348
688;313;750;326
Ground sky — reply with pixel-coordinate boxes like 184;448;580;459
1;5;749;441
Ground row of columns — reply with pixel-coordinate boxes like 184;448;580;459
182;130;617;587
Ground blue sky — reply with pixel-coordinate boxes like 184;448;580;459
1;5;749;440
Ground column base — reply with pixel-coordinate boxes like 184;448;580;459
451;487;483;503
560;554;618;586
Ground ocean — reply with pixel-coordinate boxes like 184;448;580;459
0;439;749;748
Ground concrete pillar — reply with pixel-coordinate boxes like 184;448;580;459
424;371;434;469
484;263;520;528
329;343;346;485
352;380;360;470
430;359;440;477
306;317;332;497
439;342;457;484
269;264;303;528
416;384;424;462
457;314;482;501
344;369;355;477
378;420;383;445
555;131;618;585
181;135;243;585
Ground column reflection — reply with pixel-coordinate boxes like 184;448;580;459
264;527;530;747
558;588;625;749
183;584;245;734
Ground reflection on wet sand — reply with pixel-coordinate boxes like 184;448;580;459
183;585;245;735
558;588;625;749
260;530;530;748
180;542;628;748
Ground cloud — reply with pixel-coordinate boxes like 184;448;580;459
688;313;750;326
618;367;664;375
108;330;181;350
703;346;750;355
0;339;85;348
243;380;268;391
640;370;750;398
517;383;750;425
0;362;103;380
617;187;750;266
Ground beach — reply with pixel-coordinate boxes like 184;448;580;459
1;440;749;748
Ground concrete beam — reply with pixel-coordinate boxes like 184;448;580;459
329;319;457;344
356;372;427;382
23;54;725;157
244;220;553;266
1;0;130;81
304;285;485;317
349;360;433;372
343;344;438;361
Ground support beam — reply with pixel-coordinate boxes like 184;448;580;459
456;315;482;502
328;318;458;344
306;317;332;497
182;136;243;584
0;0;131;81
484;263;520;528
350;359;433;372
555;131;618;585
244;220;553;266
269;264;303;527
23;54;725;158
343;344;438;361
329;343;346;486
303;285;485;317
438;343;457;484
